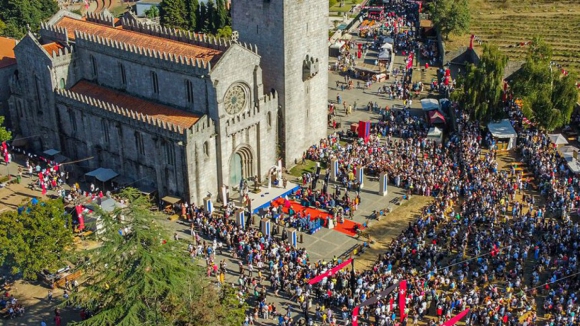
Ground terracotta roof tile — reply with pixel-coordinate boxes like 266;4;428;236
42;42;65;56
55;16;222;64
70;80;200;130
0;37;17;69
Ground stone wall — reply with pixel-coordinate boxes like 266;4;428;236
74;34;211;116
0;65;17;127
232;0;329;167
10;34;63;150
209;44;278;193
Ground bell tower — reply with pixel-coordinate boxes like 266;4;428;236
232;0;329;166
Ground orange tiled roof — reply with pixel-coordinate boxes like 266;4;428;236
55;16;222;64
0;37;17;69
43;42;65;55
70;80;200;129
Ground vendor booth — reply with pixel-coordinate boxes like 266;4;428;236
85;168;119;183
420;98;440;111
427;127;443;144
427;110;446;126
487;119;517;150
372;73;387;82
366;7;385;20
329;40;345;57
559;146;580;174
548;134;569;147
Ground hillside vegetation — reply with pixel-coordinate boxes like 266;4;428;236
446;0;580;79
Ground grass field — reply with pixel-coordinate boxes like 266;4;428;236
445;0;580;78
330;0;361;15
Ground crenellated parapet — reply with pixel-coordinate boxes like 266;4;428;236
73;30;211;75
40;22;69;45
187;115;216;137
121;19;259;56
260;90;277;108
55;88;191;139
48;45;74;66
302;55;320;81
86;11;115;27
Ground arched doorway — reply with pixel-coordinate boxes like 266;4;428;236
229;146;254;187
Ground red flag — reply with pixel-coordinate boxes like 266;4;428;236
308;258;353;285
352;306;360;326
491;244;499;257
389;297;394;311
399;280;407;321
441;308;469;326
75;205;85;230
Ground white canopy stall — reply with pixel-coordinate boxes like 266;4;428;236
488;119;517;150
548;133;569;147
559;146;580;174
427;127;443;144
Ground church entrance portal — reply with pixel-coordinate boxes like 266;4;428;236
229;146;253;187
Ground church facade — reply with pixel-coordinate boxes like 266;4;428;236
8;0;328;204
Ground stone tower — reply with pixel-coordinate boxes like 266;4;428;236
232;0;329;166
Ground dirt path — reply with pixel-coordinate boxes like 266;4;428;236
354;196;433;270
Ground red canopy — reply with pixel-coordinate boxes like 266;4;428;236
428;110;446;125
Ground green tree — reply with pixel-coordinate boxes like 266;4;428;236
159;0;188;30
428;0;470;40
199;2;209;33
0;19;6;35
216;0;228;30
0;116;12;142
207;0;217;34
329;0;338;8
0;0;58;38
216;25;232;39
453;44;508;122
186;0;199;31
144;6;159;19
512;37;577;131
69;188;246;326
0;199;73;280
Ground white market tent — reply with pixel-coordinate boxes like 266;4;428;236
560;146;580;174
381;43;393;52
488;119;517;150
548;133;569;146
421;98;440;111
85;168;119;182
427;127;443;144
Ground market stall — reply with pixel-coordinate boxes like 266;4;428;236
487;119;517;150
427;127;443;144
421;98;440;111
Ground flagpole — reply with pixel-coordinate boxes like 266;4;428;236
350;255;356;295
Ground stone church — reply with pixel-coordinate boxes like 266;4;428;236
7;0;328;204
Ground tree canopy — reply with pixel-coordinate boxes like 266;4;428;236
69;188;246;326
159;0;230;35
428;0;470;40
0;199;73;280
0;116;12;142
452;44;508;122
0;0;58;38
511;37;578;131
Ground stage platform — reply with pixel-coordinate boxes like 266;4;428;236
233;181;301;214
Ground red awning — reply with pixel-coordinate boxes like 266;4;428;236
428;110;446;125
